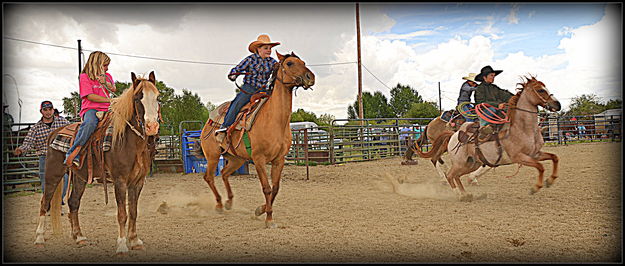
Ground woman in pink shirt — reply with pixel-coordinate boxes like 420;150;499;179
64;51;116;166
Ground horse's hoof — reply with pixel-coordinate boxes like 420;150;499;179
215;206;224;213
34;243;45;248
529;187;539;195
255;206;264;216
76;236;88;245
116;251;128;256
546;177;556;188
131;245;145;250
225;200;233;210
130;239;144;250
265;221;278;229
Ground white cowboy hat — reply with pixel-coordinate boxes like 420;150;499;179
248;34;281;53
462;73;478;83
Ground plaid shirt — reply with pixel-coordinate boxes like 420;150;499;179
229;53;277;92
19;116;71;156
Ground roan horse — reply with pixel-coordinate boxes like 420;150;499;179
423;76;561;201
34;72;161;254
405;112;492;185
199;52;315;228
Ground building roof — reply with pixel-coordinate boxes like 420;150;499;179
594;108;622;116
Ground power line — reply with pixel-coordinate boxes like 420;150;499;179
362;64;392;90
4;36;357;67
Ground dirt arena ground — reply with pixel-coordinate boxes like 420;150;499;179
3;142;622;262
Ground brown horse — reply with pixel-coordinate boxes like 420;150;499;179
34;72;161;254
405;113;492;185
425;76;561;201
199;52;315;228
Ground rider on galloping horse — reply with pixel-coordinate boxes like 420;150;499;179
473;65;514;140
215;34;280;142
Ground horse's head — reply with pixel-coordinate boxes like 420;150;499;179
274;51;315;90
131;71;160;136
518;76;561;112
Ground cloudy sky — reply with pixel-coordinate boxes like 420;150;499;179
2;3;622;125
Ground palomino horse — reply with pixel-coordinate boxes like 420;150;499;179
405;113;492;185
34;72;161;254
425;76;561;201
199;52;315;228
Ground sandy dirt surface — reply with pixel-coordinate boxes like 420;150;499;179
3;142;622;263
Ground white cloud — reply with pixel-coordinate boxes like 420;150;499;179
506;4;520;24
3;4;621;125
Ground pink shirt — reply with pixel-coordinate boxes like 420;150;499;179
79;73;115;117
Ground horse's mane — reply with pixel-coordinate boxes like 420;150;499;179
507;75;540;122
109;77;156;146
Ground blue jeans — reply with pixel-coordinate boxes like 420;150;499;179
221;84;257;128
478;106;499;126
459;103;477;122
39;156;69;199
66;109;99;161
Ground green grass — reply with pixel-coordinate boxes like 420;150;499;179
4;191;36;198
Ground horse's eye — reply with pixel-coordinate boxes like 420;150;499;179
536;89;546;94
286;62;293;67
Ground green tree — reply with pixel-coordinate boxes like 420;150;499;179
317;113;336;126
389;83;423;117
291;108;318;123
404;101;440;121
61;91;81;120
566;94;605;116
162;89;209;135
604;99;622;110
347;91;395;119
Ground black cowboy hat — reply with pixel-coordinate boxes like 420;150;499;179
475;65;503;82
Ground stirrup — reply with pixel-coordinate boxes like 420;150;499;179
215;128;227;133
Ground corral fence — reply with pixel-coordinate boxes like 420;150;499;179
2;114;621;194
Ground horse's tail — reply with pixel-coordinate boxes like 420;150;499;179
414;130;454;159
50;176;64;235
417;125;429;147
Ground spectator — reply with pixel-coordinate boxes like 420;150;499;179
13;101;70;202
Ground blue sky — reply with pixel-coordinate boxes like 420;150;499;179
378;3;607;59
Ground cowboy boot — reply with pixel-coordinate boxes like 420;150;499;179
478;125;494;141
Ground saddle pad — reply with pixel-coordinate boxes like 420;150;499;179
440;110;456;122
50;124;114;153
49;133;73;153
207;97;268;131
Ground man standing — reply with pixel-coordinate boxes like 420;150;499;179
14;101;70;201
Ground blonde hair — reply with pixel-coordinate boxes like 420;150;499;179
81;51;111;80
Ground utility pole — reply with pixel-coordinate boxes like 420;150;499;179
438;82;442;113
77;40;82;75
356;3;364;121
76;39;82;119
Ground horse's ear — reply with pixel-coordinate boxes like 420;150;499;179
149;71;156;84
131;72;140;89
276;51;285;62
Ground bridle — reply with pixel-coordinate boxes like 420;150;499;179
510;81;553;114
272;54;311;92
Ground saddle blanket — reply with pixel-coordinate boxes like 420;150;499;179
50;125;114;153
